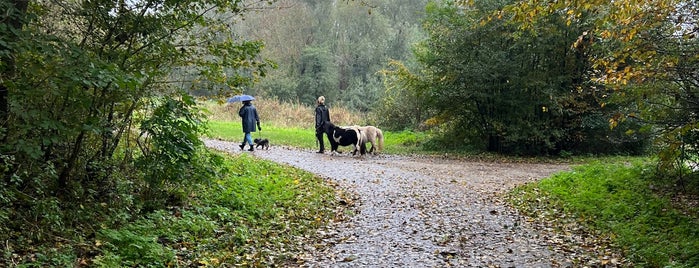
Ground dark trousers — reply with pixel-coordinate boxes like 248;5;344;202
316;130;325;152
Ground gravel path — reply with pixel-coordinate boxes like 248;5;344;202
204;139;575;267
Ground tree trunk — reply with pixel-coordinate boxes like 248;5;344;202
58;131;86;189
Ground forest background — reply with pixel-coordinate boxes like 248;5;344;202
1;0;697;266
211;0;697;159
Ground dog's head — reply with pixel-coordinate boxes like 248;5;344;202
253;138;262;143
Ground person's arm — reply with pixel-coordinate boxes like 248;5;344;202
314;107;320;129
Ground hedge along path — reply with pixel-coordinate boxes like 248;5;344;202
204;139;599;267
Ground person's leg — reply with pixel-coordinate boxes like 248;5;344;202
245;133;254;151
245;133;253;145
315;131;325;153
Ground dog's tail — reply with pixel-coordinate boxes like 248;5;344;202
376;128;384;152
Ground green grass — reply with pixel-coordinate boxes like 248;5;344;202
205;120;431;155
207;120;318;149
508;160;699;267
93;152;340;267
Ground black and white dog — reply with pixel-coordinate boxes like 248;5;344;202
324;122;367;156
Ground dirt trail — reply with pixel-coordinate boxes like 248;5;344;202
204;140;576;267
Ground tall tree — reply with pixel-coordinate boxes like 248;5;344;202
0;0;273;246
497;0;698;169
296;46;339;102
383;0;639;154
433;0;553;153
236;0;316;100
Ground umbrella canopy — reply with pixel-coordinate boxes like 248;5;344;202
227;94;255;103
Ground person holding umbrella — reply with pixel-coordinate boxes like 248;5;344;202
234;96;261;151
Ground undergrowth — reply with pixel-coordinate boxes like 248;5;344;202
3;151;341;267
508;160;699;267
92;152;340;267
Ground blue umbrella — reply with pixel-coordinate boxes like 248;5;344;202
227;94;255;103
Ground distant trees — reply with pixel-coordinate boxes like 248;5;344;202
238;0;695;163
297;46;339;103
235;0;428;110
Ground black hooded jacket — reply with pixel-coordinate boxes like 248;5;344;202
315;104;330;132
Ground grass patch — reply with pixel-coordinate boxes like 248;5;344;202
93;152;340;267
206;121;318;149
509;160;699;267
205;120;431;155
201;98;435;155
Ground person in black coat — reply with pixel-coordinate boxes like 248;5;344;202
239;100;260;151
315;96;331;153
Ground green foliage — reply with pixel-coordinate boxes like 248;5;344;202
135;95;219;210
374;60;433;131
296;46;339;103
1;0;274;265
495;0;698;177
378;0;650;156
588;0;698;178
93;152;338;266
509;160;699;267
232;0;428;111
137;96;207;182
96;228;176;267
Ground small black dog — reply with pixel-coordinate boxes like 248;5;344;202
254;138;270;150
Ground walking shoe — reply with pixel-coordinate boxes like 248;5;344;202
248;145;254;152
239;144;245;150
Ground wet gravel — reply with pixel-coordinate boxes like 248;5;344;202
204;139;577;267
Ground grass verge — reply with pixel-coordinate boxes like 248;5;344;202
508;160;699;267
93;152;342;267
